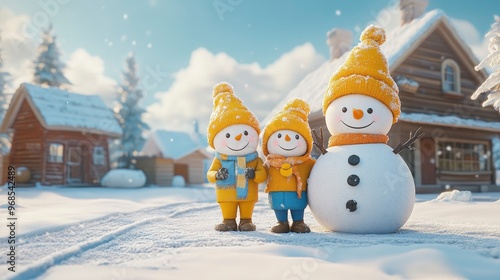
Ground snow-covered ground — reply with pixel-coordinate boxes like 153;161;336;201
1;185;499;280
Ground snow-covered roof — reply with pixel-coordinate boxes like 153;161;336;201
0;83;122;137
400;112;500;132
263;9;483;125
141;130;211;160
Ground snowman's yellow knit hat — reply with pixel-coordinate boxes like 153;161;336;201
207;82;260;148
261;98;313;156
323;25;401;123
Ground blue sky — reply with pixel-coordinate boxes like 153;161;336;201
0;0;498;132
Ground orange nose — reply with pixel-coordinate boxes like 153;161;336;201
353;108;364;120
235;134;242;141
285;134;291;142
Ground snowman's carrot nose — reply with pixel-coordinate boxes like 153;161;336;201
353;108;364;120
285;134;291;142
235;134;242;141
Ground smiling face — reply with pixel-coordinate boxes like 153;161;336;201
325;94;393;136
267;129;308;157
213;124;259;156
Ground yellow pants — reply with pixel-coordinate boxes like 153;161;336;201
219;201;255;219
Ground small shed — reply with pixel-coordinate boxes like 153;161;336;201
139;130;212;185
0;83;122;185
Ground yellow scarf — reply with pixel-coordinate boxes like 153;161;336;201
328;133;388;147
265;154;312;198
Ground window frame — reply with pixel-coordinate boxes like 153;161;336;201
48;143;64;163
93;146;106;166
436;138;491;173
441;59;461;95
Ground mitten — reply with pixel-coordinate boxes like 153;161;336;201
215;168;229;180
244;168;255;179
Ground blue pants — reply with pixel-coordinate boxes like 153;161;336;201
274;209;304;222
268;191;307;222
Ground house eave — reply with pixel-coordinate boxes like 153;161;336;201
399;112;500;133
43;126;122;138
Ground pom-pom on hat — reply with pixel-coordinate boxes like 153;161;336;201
261;98;313;156
207;82;260;148
323;25;401;123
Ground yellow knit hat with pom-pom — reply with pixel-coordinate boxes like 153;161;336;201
207;82;260;149
261;98;313;156
323;25;401;123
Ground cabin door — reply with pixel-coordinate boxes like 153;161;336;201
66;146;83;184
174;164;189;184
420;138;437;184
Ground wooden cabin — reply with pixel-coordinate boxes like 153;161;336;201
138;130;212;185
0;83;122;186
264;4;500;193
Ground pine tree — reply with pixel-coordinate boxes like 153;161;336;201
114;54;150;168
33;25;70;88
471;15;500;110
0;31;12;155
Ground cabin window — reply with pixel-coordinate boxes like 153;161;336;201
93;146;106;165
48;143;64;163
437;140;490;172
441;59;461;94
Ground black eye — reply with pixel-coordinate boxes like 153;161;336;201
278;133;282;138
226;133;230;138
244;131;248;136
342;107;347;113
367;108;373;114
295;135;299;140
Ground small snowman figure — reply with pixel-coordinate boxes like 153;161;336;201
308;25;423;234
262;99;316;233
207;82;267;232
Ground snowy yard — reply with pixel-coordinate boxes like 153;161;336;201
1;185;499;280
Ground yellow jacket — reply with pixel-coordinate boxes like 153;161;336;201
207;157;267;203
264;159;315;193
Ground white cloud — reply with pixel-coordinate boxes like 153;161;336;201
65;48;117;104
0;8;37;92
145;44;325;133
368;4;401;33
450;17;490;62
0;8;117;105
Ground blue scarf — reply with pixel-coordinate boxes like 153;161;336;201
215;152;258;199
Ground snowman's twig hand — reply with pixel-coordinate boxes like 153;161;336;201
312;128;328;155
392;127;425;154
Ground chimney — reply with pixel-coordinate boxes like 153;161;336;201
326;29;352;61
400;0;428;25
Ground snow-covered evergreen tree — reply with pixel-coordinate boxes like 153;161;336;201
33;25;70;88
0;31;12;155
471;15;500;110
114;54;150;168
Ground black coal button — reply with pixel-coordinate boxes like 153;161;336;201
348;155;360;166
346;200;357;212
347;175;360;186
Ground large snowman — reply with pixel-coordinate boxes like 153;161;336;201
308;25;421;234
